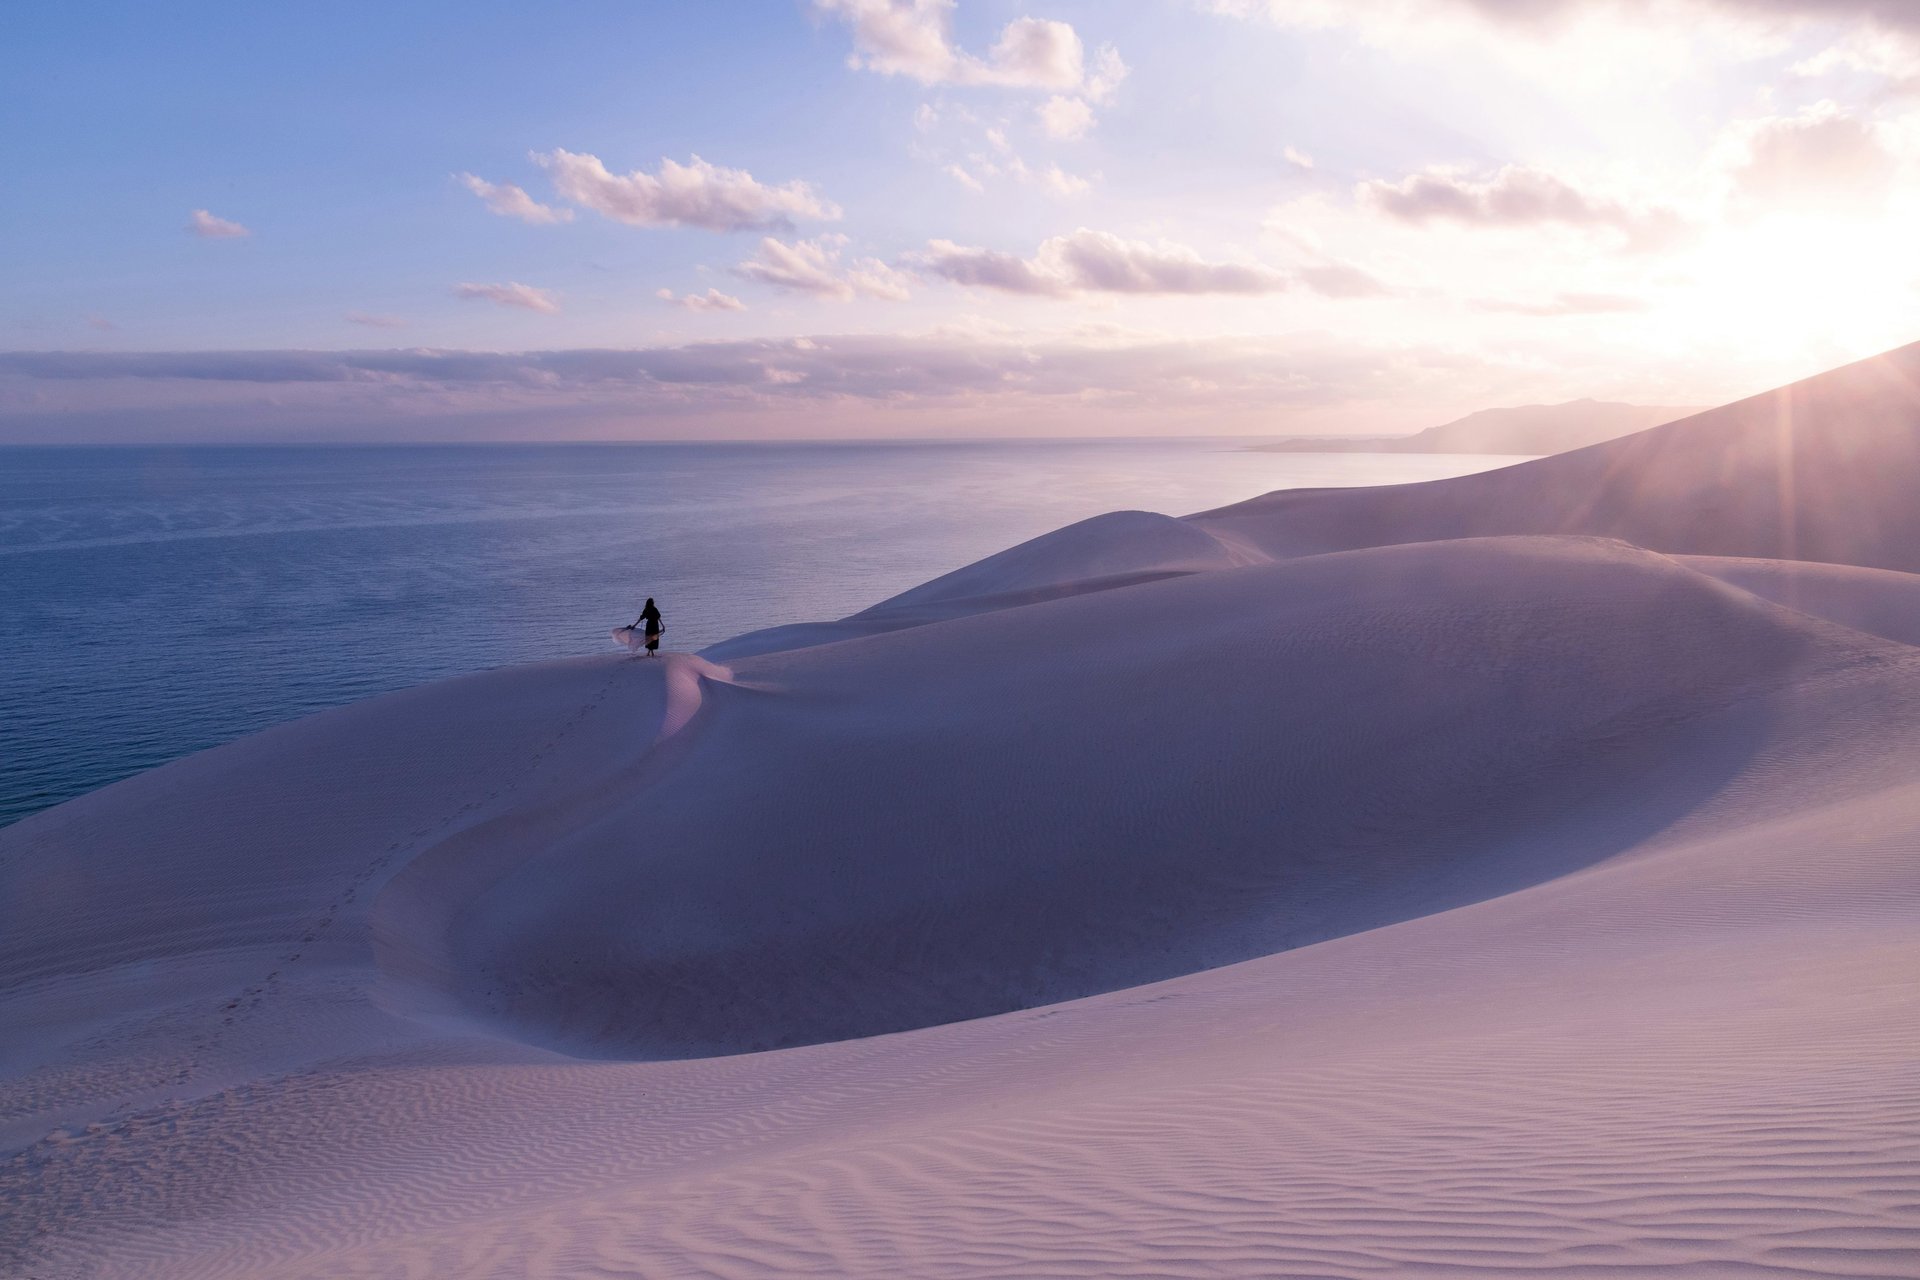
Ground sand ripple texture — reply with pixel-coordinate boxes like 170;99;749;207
8;344;1920;1276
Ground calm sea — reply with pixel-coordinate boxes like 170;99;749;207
0;442;1523;827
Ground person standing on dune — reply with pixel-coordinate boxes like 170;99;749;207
634;597;664;657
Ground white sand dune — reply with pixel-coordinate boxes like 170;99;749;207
1679;556;1920;648
6;345;1920;1277
708;509;1255;661
1196;341;1920;571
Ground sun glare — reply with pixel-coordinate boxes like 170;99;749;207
1667;213;1920;362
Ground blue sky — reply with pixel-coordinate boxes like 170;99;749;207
4;0;1920;440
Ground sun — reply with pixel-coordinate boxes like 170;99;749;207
1659;212;1920;364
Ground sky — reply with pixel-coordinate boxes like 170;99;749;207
3;0;1920;441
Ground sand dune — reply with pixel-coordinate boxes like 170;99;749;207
6;345;1920;1276
408;538;1911;1060
708;509;1252;661
1198;340;1920;571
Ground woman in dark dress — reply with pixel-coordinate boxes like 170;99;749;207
635;598;663;657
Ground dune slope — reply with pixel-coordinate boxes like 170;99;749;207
412;538;1908;1058
8;343;1920;1276
1197;340;1920;570
4;531;1920;1277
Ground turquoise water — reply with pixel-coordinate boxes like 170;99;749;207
0;442;1523;826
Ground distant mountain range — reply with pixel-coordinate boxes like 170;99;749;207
1252;399;1704;456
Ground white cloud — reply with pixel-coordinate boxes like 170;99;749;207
344;312;407;328
187;209;249;239
657;287;748;312
815;0;967;82
1721;101;1899;213
1284;146;1316;170
816;0;1085;88
816;2;1127;133
936;128;1093;195
733;235;913;302
1363;165;1616;225
985;16;1086;88
1046;230;1289;293
1039;94;1096;139
919;240;1068;295
1030;48;1121;142
918;228;1383;297
535;150;841;232
1009;157;1093;196
1084;45;1130;103
1358;164;1686;248
457;173;573;224
453;281;560;313
1794;28;1920;87
841;260;916;302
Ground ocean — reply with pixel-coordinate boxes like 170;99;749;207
0;441;1523;827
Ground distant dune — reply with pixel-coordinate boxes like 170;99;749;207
1253;397;1701;455
6;343;1920;1277
1201;341;1920;572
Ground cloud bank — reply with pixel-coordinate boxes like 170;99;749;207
0;333;1537;442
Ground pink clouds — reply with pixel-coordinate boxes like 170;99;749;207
733;236;912;302
457;173;573;224
1365;166;1637;228
1357;165;1687;249
1038;95;1095;140
816;0;1083;88
1726;102;1899;212
535;151;841;232
816;1;1127;137
187;209;249;239
919;241;1067;294
453;282;560;314
657;287;748;312
919;229;1386;298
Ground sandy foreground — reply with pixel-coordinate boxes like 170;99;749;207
5;346;1920;1277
